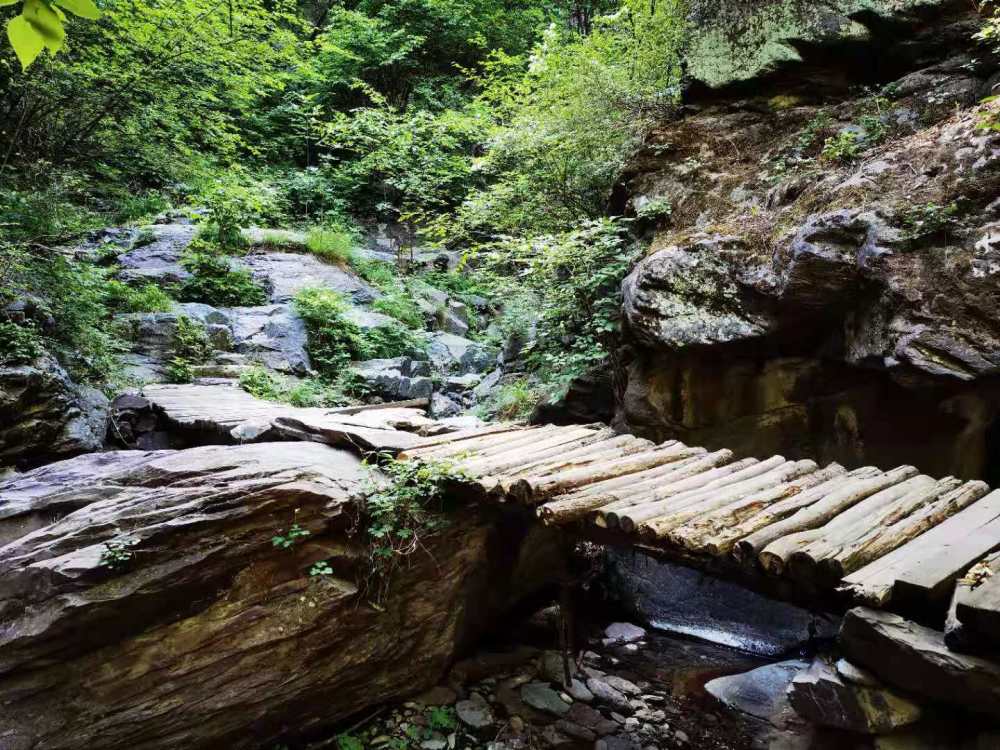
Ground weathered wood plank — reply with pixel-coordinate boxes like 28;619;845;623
737;466;916;568
840;489;1000;607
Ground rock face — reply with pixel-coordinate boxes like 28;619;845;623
839;607;1000;718
0;355;109;469
604;550;839;656
787;657;922;733
616;2;1000;482
116;223;197;284
0;443;567;749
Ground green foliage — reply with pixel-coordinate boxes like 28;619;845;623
309;560;333;577
294;287;426;375
336;735;364;750
360;457;467;605
238;365;352;408
483;217;637;397
305;225;357;265
272;522;310;549
899;201;960;240
5;0;100;70
294;287;369;374
796;112;833;152
0;247;123;381
0;319;41;364
99;536;138;569
371;287;426;330
820;130;863;163
476;377;539;421
179;245;267;307
166;315;212;384
105;281;174;313
635;197;672;221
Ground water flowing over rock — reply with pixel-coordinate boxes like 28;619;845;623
0;443;568;749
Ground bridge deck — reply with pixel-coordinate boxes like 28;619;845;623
399;423;1000;616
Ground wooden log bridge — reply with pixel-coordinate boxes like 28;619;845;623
397;422;1000;618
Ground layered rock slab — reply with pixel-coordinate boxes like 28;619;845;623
0;443;566;749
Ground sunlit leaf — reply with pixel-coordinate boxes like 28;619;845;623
54;0;99;19
6;14;44;69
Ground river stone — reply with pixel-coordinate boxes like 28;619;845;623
521;682;571;716
604;550;839;656
603;623;646;646
704;659;809;729
602;675;641;697
430;393;462;418
0;443;567;748
835;658;881;688
540;650;580;684
0;354;109;469
787;658;922;733
456;692;494;728
414;686;458;706
586;678;631;713
566;679;594;703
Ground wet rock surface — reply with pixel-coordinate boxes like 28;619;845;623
605;550;839;656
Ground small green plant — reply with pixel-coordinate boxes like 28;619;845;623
179;246;267;307
99;537;139;569
899;201;960;240
166;315;213;384
0;320;42;365
476;378;539;421
797;112;833;151
360;457;468;605
294;287;369;374
239;365;352;408
635;197;672;221
309;560;333;577
360;322;427;360
820;130;863;162
272;522;310;549
305;225;357;265
336;735;364;750
427;706;457;732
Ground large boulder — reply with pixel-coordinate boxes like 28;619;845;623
0;442;568;749
229;304;310;375
0;355;109;469
116;223;197;285
241;251;378;305
427;332;499;375
353;357;434;401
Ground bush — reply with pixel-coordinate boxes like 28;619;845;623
820;131;863;162
293;288;369;375
105;281;175;313
294;287;427;376
476;377;540;421
0;321;42;365
179;248;267;307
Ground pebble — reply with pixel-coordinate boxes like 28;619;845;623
420;740;447;750
455;692;494;728
605;676;641;697
624;717;641;731
587;678;631;712
414;685;458;706
566;677;594;703
641;694;664;704
554;719;596;741
674;729;689;744
521;682;571;716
